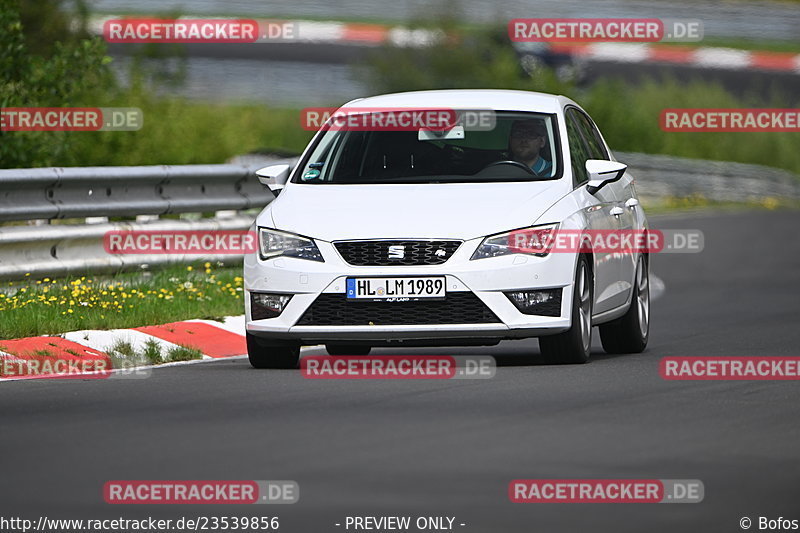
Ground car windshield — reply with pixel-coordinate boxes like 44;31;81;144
292;111;560;184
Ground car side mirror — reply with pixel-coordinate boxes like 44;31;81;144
255;164;292;196
585;160;627;195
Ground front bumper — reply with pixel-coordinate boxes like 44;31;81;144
244;237;577;345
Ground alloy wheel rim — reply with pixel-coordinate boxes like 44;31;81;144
637;257;650;338
578;262;592;352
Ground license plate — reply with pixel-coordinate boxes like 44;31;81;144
346;277;446;301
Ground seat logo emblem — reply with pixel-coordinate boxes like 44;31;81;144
388;245;405;259
434;249;446;257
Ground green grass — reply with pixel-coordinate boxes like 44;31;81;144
641;194;799;214
62;97;315;166
0;262;245;340
581;78;800;174
107;338;203;368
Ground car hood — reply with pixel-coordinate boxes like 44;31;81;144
264;181;568;241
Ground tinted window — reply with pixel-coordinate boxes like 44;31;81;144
565;110;590;186
572;110;608;160
292;112;560;184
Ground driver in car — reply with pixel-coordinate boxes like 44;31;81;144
508;119;552;177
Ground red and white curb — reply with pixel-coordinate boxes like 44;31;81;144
0;316;253;381
549;42;800;73
91;14;800;74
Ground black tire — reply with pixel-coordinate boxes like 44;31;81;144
325;344;372;356
246;333;300;369
599;255;650;354
539;255;593;364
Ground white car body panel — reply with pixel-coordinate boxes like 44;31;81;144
244;89;647;346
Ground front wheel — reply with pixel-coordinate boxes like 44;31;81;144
599;255;649;354
247;333;300;369
539;255;593;364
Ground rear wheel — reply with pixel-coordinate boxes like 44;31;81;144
539;255;592;364
247;333;300;369
325;344;372;356
599;255;649;354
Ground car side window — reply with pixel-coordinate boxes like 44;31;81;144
565;110;590;187
573;110;609;160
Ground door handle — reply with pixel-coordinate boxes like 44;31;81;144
625;198;639;209
610;206;624;217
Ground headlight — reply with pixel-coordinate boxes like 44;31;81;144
471;223;559;260
258;227;324;262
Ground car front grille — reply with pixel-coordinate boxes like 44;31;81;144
333;240;461;266
296;292;501;326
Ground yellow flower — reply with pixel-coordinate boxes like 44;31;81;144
187;266;193;271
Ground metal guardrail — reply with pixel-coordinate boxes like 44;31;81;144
0;155;798;280
0;164;276;222
616;151;800;202
0;162;290;280
0;216;254;281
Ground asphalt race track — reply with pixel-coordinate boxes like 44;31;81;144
2;209;799;533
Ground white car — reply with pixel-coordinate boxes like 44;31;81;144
243;89;650;368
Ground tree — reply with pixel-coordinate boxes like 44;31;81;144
0;0;113;168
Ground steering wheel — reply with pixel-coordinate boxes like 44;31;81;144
481;160;535;175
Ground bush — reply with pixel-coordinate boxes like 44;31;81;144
0;0;115;168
